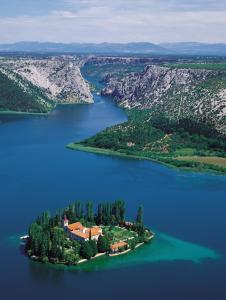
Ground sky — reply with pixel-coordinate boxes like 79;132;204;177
0;0;226;44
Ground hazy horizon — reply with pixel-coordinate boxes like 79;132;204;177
1;41;226;45
1;0;226;44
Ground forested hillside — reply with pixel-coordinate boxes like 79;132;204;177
70;62;226;174
74;111;226;173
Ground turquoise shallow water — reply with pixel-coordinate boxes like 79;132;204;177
7;230;219;273
73;232;219;272
0;92;226;299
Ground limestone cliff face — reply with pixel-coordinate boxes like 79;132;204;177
102;65;226;135
0;66;53;113
2;57;93;104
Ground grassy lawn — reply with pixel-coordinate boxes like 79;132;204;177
174;148;196;156
68;143;226;174
103;226;137;243
175;156;226;168
165;63;226;71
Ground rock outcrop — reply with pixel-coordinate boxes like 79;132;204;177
2;57;93;103
102;65;226;135
0;56;93;113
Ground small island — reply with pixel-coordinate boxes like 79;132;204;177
24;200;154;265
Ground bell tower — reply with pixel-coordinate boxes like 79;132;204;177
63;216;69;227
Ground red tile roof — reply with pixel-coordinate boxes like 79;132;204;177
67;223;102;240
68;222;84;231
110;241;128;251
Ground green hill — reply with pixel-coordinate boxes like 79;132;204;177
69;110;226;174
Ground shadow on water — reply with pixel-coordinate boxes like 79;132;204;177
29;260;65;284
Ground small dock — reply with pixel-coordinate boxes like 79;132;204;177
20;235;29;241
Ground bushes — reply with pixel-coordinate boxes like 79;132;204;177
80;240;98;259
97;236;110;253
80;107;226;175
63;252;79;265
89;240;98;257
80;242;93;259
128;237;138;250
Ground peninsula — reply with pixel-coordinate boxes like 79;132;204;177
68;60;226;175
25;200;153;265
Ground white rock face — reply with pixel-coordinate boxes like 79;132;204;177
102;65;226;135
1;57;93;104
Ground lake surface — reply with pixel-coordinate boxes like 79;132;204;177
0;92;226;300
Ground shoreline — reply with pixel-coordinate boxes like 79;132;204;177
67;143;226;176
0;110;51;116
77;252;106;264
27;233;155;267
0;101;93;117
29;240;150;266
109;249;131;257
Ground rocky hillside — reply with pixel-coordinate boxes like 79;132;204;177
0;67;53;113
102;65;226;136
0;56;93;113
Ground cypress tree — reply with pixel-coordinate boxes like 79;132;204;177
86;201;94;222
80;242;93;259
136;205;144;224
89;240;98;257
97;204;103;225
97;235;110;253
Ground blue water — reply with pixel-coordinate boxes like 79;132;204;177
0;94;226;300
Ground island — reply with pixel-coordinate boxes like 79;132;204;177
24;200;154;265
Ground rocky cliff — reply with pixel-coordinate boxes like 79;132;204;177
0;56;93;113
0;67;53;113
102;65;226;135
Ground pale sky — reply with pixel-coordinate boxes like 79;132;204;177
0;0;226;44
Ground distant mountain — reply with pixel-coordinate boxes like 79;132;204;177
0;42;167;54
160;42;226;56
0;41;226;55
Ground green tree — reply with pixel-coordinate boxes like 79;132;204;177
71;240;81;255
102;203;111;225
86;201;94;222
41;211;51;227
128;237;138;250
74;201;84;219
136;205;144;224
80;241;93;259
28;222;44;256
113;200;125;224
50;227;65;259
89;240;98;257
63;251;79;265
97;235;110;253
97;204;103;225
53;209;63;227
40;231;50;258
